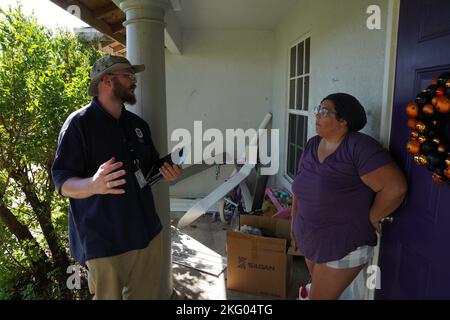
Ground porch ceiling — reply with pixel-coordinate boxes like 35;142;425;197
49;0;301;54
173;0;301;30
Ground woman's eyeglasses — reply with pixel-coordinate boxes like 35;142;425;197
313;105;338;117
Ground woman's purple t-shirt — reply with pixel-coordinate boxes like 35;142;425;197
291;132;393;263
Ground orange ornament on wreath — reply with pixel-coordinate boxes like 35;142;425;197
405;72;450;185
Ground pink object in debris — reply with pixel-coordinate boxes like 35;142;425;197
265;187;293;220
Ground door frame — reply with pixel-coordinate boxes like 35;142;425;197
365;0;401;300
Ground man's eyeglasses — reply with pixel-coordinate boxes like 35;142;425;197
109;72;137;81
313;105;338;117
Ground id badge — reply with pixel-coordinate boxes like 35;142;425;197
134;169;148;189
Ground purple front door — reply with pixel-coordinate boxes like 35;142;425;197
377;0;450;299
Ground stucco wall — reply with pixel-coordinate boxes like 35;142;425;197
271;0;389;189
166;30;274;197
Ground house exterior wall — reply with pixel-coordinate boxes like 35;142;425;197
166;29;274;198
271;0;389;189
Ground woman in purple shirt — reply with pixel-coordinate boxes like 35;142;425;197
291;93;407;300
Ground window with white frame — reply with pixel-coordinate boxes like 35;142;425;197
286;36;310;180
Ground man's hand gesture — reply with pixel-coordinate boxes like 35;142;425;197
90;157;127;195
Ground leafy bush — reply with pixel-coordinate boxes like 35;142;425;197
0;3;102;299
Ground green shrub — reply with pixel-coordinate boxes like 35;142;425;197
0;3;102;299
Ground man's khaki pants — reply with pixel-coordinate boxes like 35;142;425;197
85;233;162;300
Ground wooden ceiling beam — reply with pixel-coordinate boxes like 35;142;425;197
92;3;120;20
50;0;125;45
101;40;115;49
111;44;124;53
111;22;125;34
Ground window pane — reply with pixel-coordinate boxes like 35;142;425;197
305;37;310;74
294;146;303;174
289;79;295;109
302;116;308;146
287;144;296;178
286;114;308;179
297;115;305;146
297;42;304;76
288;114;296;145
290;46;297;78
296;77;303;110
304;76;310;111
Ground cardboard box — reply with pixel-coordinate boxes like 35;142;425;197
226;215;291;299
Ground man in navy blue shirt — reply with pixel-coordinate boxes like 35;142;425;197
52;55;181;299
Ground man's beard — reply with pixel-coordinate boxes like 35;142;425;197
112;78;136;105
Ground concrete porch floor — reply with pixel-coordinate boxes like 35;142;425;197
170;211;310;300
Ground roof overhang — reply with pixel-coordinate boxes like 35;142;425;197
49;0;182;54
50;0;302;55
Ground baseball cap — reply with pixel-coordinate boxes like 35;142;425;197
88;55;145;96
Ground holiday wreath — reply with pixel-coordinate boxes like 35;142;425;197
406;72;450;185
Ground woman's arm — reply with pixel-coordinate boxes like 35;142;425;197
360;162;408;233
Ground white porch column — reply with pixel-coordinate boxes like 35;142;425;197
116;0;172;299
